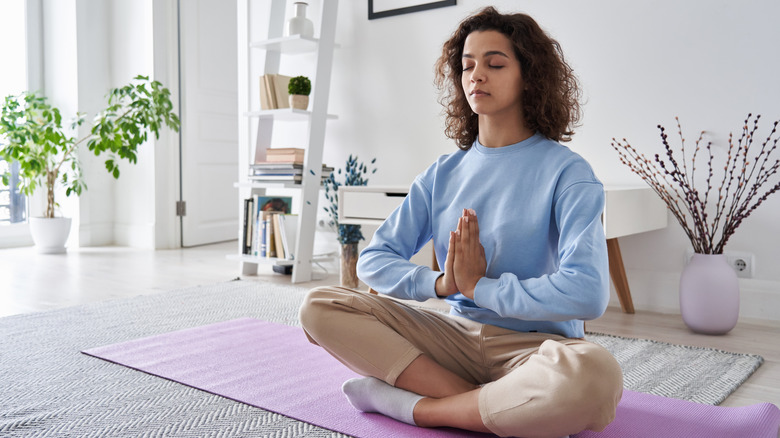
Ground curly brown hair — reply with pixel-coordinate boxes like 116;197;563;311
434;7;582;149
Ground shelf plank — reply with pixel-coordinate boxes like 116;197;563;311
245;108;338;121
234;181;326;190
226;252;337;266
227;254;295;266
250;35;319;54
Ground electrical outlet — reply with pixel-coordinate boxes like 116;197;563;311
726;252;754;279
685;250;754;278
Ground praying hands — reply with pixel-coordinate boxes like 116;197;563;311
435;208;487;299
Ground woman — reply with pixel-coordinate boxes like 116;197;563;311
299;7;623;438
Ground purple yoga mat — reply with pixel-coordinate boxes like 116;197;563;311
83;318;484;437
82;318;780;438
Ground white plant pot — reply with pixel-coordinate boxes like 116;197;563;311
289;94;309;110
29;217;72;254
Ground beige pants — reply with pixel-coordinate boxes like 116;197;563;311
299;286;623;438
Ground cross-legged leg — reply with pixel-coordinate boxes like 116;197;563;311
299;287;622;437
394;354;477;398
413;388;491;433
299;286;486;388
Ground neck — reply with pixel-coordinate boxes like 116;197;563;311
477;111;534;148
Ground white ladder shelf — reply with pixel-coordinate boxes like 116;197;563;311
234;0;339;282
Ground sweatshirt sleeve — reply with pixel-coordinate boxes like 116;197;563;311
356;175;442;302
473;181;610;321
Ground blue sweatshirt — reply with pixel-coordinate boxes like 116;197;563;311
356;133;609;338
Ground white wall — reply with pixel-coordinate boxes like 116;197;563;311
39;0;176;249
307;0;780;320
75;0;113;247
107;0;158;248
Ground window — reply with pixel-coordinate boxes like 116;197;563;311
0;160;26;224
0;0;39;246
1;0;29;226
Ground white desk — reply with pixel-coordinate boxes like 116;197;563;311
339;185;667;314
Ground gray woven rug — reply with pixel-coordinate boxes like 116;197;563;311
0;280;764;437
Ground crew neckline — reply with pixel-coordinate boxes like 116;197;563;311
473;132;544;154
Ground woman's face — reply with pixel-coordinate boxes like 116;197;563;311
461;30;525;118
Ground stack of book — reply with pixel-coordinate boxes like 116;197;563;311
264;147;305;162
242;195;298;259
250;148;334;184
259;74;292;110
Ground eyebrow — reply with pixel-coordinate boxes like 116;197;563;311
462;50;510;59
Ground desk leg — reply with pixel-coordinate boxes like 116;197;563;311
607;238;635;314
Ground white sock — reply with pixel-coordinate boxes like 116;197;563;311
342;377;424;425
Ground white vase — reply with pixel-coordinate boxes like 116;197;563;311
679;253;740;335
29;217;72;254
285;2;314;38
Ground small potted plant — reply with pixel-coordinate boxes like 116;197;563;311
287;75;311;110
0;75;180;253
323;155;377;288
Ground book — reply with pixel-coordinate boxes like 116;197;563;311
266;147;305;155
271;75;291;109
254;147;305;165
264;211;277;258
259;212;267;256
252;195;261;255
242;198;253;254
262;75;276;109
259;74;292;110
279;214;298;260
249;164;332;177
264;154;304;163
272;214;285;260
250;163;304;170
259;76;272;110
251;167;303;176
265;148;305;163
248;175;303;183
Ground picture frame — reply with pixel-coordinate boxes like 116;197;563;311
368;0;456;20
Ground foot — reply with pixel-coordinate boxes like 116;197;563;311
342;377;424;425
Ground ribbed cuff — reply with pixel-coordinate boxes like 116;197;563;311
411;267;443;301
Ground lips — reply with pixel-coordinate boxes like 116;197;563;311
470;89;489;96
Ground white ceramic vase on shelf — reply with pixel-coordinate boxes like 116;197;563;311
679;253;740;335
285;2;314;38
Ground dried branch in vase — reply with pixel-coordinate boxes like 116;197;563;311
323;155;378;245
611;114;780;254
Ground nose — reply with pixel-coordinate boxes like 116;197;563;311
470;64;486;83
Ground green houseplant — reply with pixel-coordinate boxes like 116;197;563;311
287;75;311;110
323;155;377;287
0;75;180;252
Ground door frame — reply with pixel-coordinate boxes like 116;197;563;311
150;0;183;249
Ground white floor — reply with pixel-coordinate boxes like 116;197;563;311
1;240;778;409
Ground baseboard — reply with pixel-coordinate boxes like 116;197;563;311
611;269;780;322
114;223;156;248
78;222;114;247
